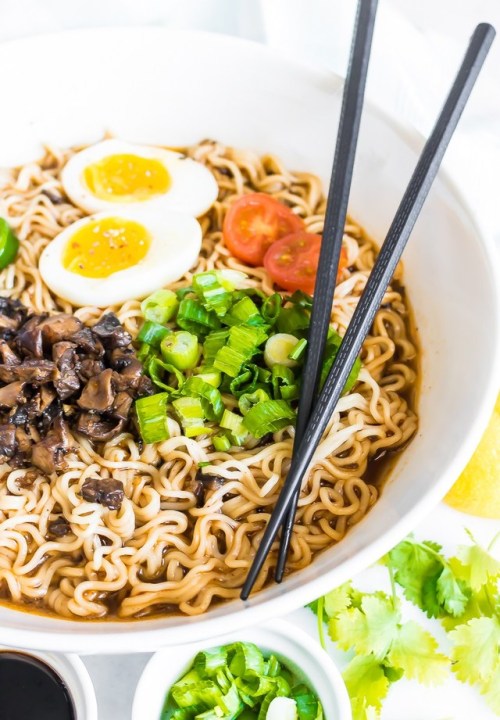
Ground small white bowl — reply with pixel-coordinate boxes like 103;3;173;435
132;619;351;720
0;647;98;720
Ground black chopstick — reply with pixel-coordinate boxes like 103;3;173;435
275;0;378;583
241;22;496;601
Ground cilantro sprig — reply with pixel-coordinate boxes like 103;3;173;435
310;530;500;719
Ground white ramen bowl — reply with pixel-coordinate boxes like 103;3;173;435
0;28;498;653
132;620;351;720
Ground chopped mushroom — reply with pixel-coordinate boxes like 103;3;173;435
70;327;104;357
0;380;26;408
78;369;115;412
80;477;125;510
0;425;17;459
112;391;133;420
0;359;56;384
15;315;46;358
76;412;126;441
0;297;27;335
0;339;20;365
31;417;72;475
78;358;105;381
0;300;150;469
52;342;80;399
39;315;82;345
113;358;144;392
92;313;131;348
47;516;72;538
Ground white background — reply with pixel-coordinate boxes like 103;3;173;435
0;2;499;719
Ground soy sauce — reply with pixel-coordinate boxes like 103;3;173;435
0;652;76;720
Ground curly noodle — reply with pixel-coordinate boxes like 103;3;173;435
0;140;418;618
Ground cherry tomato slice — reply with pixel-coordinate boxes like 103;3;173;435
264;232;347;295
223;193;305;266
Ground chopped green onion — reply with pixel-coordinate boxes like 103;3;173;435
161;331;200;371
193;270;233;316
223;296;261;326
271;364;298;401
194;368;222;388
212;433;232;452
148;357;185;392
164;641;323;720
230;324;268;351
137;320;170;348
289;289;314;308
291;684;323;720
0;218;19;269
177;298;221;335
277;306;310;334
203;330;229;364
182;376;224;421
175;286;194;301
238;388;270;415
141;289;178;324
214;345;247;378
242;400;295;438
172;396;208;437
135;392;169;443
264;333;299;369
288;337;307;362
136;341;154;364
229;364;260;396
220;410;250;446
261;293;282;325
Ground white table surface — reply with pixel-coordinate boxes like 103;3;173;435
1;2;499;718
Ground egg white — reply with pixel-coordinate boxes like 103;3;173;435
61;139;218;217
39;209;202;308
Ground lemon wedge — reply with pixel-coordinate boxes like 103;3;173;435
445;393;500;518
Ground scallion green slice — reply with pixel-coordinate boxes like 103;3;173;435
141;289;178;324
135;392;169;443
177;298;221;335
161;331;200;371
137;320;170;348
182;376;224;422
242;400;295;438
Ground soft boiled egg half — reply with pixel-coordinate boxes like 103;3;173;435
61;139;218;217
39;210;202;307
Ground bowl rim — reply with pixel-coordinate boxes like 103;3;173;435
0;26;498;653
131;618;352;720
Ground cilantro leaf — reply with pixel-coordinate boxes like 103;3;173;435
388;539;442;611
307;599;319;615
324;582;353;619
389;538;469;619
330;595;400;659
387;620;449;684
343;655;390;711
436;567;470;616
421;568;445;619
456;542;500;592
450;616;500;684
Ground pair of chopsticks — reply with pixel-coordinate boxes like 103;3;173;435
241;5;495;600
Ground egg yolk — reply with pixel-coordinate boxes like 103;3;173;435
63;217;151;278
83;153;171;202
